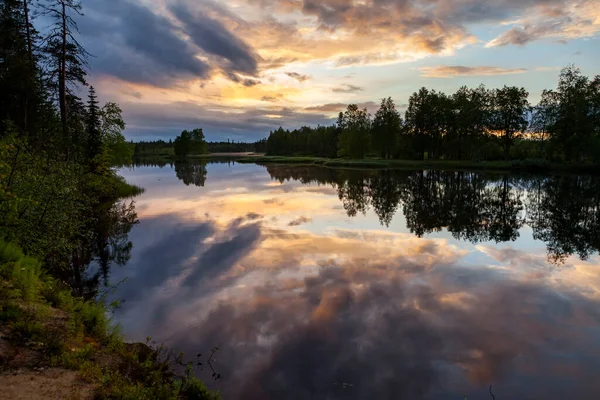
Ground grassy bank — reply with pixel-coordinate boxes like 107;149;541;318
234;156;600;173
0;241;220;399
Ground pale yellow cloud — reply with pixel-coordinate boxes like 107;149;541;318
420;65;529;78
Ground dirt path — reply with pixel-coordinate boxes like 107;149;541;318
0;368;95;399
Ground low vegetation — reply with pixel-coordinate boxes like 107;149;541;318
0;241;220;399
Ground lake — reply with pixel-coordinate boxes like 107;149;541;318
111;161;600;399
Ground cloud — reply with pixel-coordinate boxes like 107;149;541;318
287;216;312;226
332;84;364;93
486;1;600;47
76;0;600;141
285;72;311;82
535;66;562;72
81;0;211;87
260;95;281;102
168;1;260;78
419;65;529;78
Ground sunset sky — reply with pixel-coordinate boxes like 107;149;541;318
79;0;600;141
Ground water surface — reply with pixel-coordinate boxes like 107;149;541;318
112;161;600;399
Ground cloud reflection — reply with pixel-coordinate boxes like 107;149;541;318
114;214;600;399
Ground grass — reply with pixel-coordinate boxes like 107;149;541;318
234;155;600;173
0;240;220;399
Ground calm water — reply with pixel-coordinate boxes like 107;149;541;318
112;161;600;399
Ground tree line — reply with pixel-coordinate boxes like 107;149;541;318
133;135;263;157
1;0;138;295
265;66;600;162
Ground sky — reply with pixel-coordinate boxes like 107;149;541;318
75;0;600;141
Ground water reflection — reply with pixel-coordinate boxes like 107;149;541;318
75;199;138;297
113;162;600;399
265;165;600;262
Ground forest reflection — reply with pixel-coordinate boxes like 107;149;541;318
132;160;600;264
264;165;600;263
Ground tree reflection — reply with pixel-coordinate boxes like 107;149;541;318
527;175;600;263
70;199;139;298
175;161;208;187
263;165;599;262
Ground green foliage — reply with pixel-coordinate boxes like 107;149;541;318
174;128;208;157
102;102;134;166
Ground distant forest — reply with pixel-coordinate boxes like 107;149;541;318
134;137;266;157
135;66;600;163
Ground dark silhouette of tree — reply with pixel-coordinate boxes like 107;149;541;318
405;88;452;159
338;104;371;158
490;86;529;160
448;85;491;160
0;0;45;140
372;97;402;159
86;86;102;162
538;66;599;161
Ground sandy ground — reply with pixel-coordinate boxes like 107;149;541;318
0;368;94;399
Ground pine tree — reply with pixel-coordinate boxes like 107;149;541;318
86;86;102;162
40;0;89;159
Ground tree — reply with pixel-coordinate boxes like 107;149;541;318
537;66;598;161
173;128;208;157
338;104;371;158
372;97;402;159
448;85;491;160
101;102;132;166
86;86;101;162
490;86;529;160
41;0;89;158
0;0;42;138
405;88;450;159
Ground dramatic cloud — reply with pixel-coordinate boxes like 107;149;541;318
81;0;211;87
420;66;529;78
169;1;260;77
71;0;600;140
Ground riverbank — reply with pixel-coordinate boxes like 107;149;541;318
0;242;220;399
233;155;600;173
